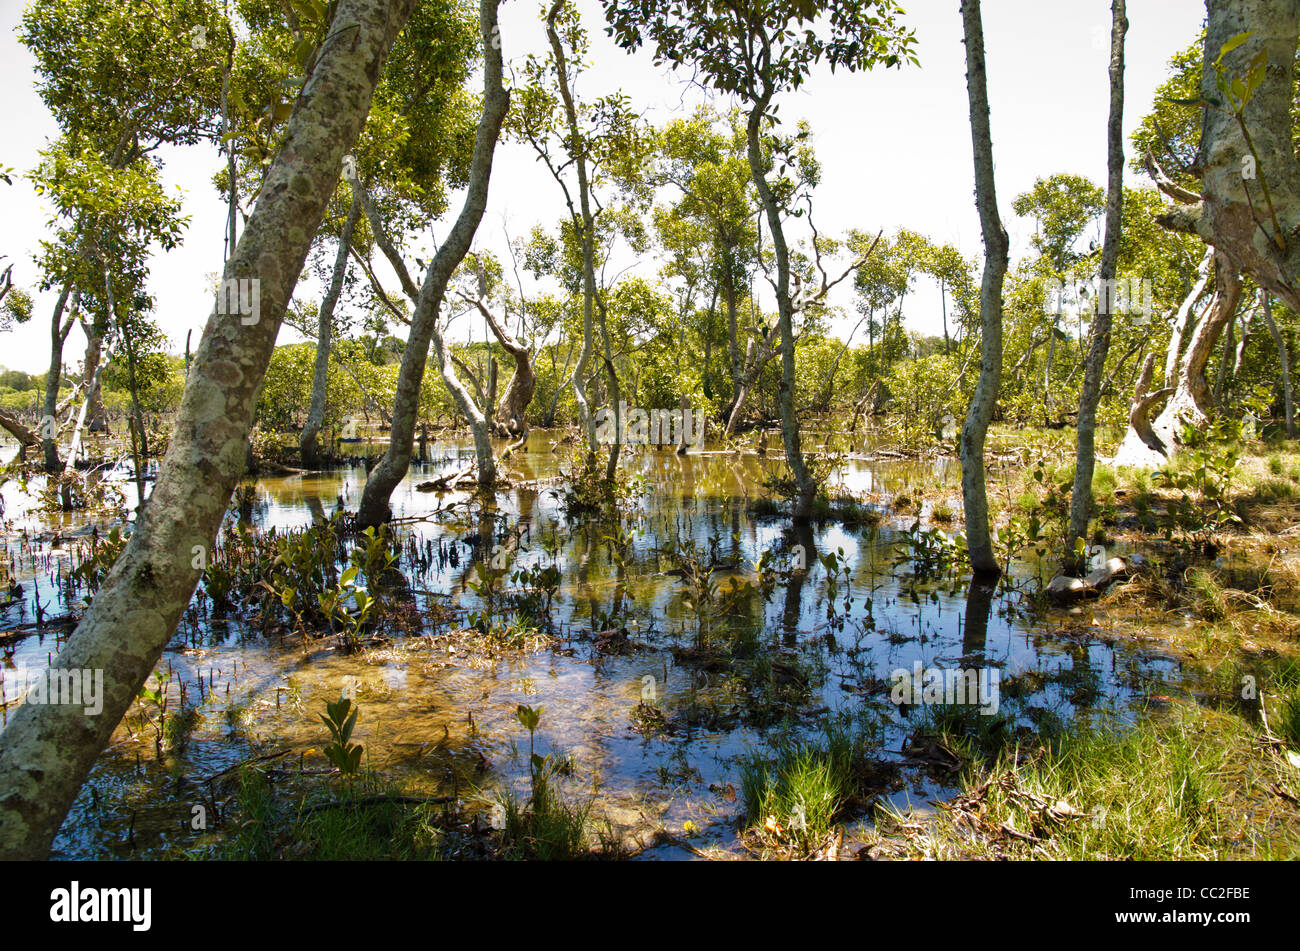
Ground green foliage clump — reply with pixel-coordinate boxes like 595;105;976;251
739;718;877;854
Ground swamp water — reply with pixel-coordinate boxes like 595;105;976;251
0;432;1186;858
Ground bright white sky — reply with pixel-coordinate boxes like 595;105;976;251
0;0;1205;374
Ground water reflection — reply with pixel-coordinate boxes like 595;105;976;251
0;432;1184;858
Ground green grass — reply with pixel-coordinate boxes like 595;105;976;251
922;702;1019;758
220;769;450;860
810;493;880;526
1092;464;1117;499
875;702;1300;860
1014;489;1040;516
1273;683;1300;750
1245;476;1298;503
1187;567;1228;622
738;717;877;852
499;768;592;860
162;704;202;752
1117;466;1154;507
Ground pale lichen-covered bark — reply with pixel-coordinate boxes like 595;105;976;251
1158;2;1300;313
1112;254;1241;468
960;0;1009;577
78;322;108;433
1113;250;1213;466
1066;0;1127;570
431;319;497;488
1165;249;1215;386
1121;354;1173;460
355;0;509;526
0;0;416;859
1132;2;1300;464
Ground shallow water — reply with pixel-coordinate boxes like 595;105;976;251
0;432;1186;858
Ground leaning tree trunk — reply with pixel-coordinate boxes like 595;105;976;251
41;285;79;471
745;99;816;518
1113;255;1242;468
960;0;1010;577
1065;0;1127;572
0;409;39;449
301;191;362;468
354;0;509;527
723;323;781;438
0;0;416;860
471;298;535;437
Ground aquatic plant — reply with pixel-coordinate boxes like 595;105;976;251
818;546;854;630
71;526;127;596
317;565;376;652
510;561;562;628
497;703;592;860
553;446;641;518
134;669;171;757
319;694;364;776
895;520;967;581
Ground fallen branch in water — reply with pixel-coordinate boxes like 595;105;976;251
416;463;475;491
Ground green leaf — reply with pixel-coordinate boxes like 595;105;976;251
515;703;542;732
294;37;315;72
1215;31;1253;68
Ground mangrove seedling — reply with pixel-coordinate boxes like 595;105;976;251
320;694;364;775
